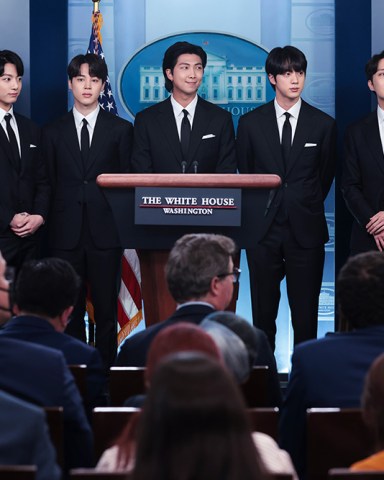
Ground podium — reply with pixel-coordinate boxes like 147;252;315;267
98;173;281;326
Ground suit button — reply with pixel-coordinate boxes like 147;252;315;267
83;180;88;185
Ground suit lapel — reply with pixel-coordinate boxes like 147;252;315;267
259;102;285;175
15;114;30;175
0;123;15;169
87;109;109;173
362;111;384;175
62;112;83;175
187;97;211;168
156;98;184;168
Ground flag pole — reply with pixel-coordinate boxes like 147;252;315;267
92;0;100;14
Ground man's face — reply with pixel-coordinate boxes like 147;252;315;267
0;253;11;324
68;63;105;112
368;58;384;103
0;63;22;111
269;69;305;107
217;257;235;311
166;53;204;101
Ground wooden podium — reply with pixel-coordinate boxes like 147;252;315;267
97;173;281;326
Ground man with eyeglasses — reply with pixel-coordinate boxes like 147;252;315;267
115;233;239;366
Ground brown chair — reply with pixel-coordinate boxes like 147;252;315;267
328;469;384;479
70;470;130;479
0;465;36;479
248;407;279;441
109;367;145;406
44;407;64;468
92;407;140;461
307;408;374;480
69;364;88;402
240;365;269;407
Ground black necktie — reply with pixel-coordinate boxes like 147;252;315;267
281;112;292;166
81;118;90;168
4;113;20;172
180;109;191;160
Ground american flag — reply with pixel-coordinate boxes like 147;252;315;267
87;9;143;343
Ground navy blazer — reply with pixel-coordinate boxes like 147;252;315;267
42;108;133;249
131;96;237;174
0;337;93;471
0;315;106;409
279;326;384;479
342;111;384;253
115;304;216;366
0;113;50;233
237;100;337;248
0;389;61;480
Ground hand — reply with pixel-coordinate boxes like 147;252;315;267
11;214;44;237
373;231;384;252
366;211;384;235
10;212;29;230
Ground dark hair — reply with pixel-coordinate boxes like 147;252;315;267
67;53;108;83
337;251;384;329
266;45;307;90
0;50;24;77
165;233;236;303
361;352;384;449
162;41;207;92
365;50;384;82
132;353;266;480
14;258;80;318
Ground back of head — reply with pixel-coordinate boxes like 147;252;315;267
361;353;384;446
145;322;222;383
337;251;384;329
204;310;259;367
266;45;307;78
165;233;236;303
162;41;207;92
200;318;250;384
365;50;384;82
0;50;24;77
67;53;108;83
134;353;265;480
14;258;80;318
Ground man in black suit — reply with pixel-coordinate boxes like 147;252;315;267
115;233;238;365
131;41;236;174
42;54;133;369
237;46;336;350
0;257;106;412
342;50;384;255
0;50;49;270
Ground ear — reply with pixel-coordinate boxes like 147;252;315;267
268;73;277;86
12;304;21;316
368;79;375;92
209;275;221;298
68;79;73;91
60;305;74;328
165;68;173;82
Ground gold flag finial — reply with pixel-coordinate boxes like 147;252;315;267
92;0;100;13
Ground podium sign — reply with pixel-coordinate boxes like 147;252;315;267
135;187;241;226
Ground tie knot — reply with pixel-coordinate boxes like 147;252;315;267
182;109;189;119
284;112;291;121
82;118;88;127
4;113;12;125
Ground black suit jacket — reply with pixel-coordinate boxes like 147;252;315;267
0;113;50;233
342;111;383;253
237;100;337;248
131;96;236;174
115;304;215;366
42;108;133;249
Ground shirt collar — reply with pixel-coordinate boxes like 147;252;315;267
170;94;198;118
274;97;302;120
73;105;100;130
0;106;15;124
377;105;384;124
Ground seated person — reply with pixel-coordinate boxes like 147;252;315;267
350;352;384;471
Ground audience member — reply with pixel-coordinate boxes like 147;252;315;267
350;352;384;471
204;310;282;406
0;257;107;411
0;389;61;480
0;251;93;473
280;251;384;479
115;233;237;366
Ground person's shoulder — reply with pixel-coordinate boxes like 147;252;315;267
197;96;231;116
0;389;44;418
345;110;377;133
238;101;273;123
135;98;170;120
98;108;133;128
301;100;335;123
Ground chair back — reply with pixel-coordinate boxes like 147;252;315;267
307;408;374;480
70;470;131;479
44;407;64;468
328;468;384;479
69;364;88;402
247;407;279;441
240;366;268;407
0;465;36;479
109;367;145;406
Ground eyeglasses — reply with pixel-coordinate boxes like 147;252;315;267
217;267;241;284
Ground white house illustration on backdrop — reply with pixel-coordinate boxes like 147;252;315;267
139;52;267;105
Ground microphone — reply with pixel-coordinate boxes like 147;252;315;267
181;161;187;174
192;161;198;174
